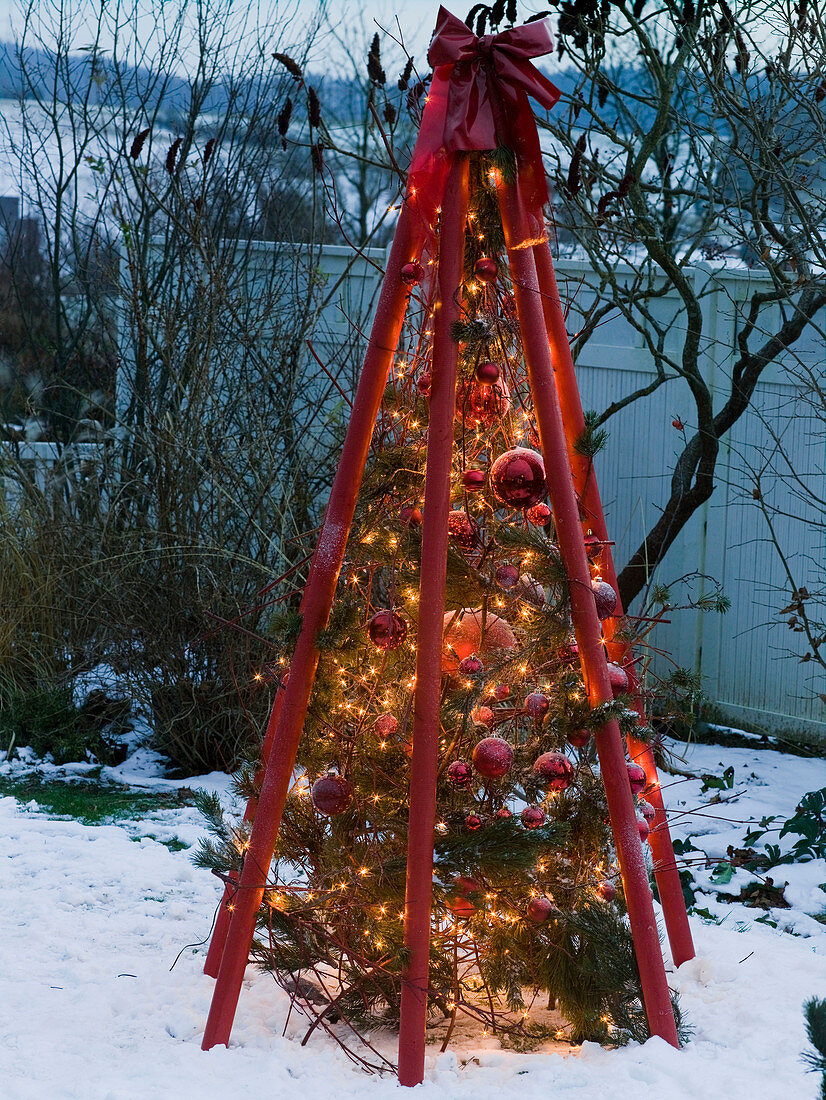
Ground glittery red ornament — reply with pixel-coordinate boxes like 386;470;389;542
416;372;432;396
400;505;423;526
474;256;498;283
442;609;518;673
495;564;520;589
533;751;575;790
311;773;353;816
596;880;617;902
607;662;629;695
521;805;546;829
526;896;556;923
447;760;472;787
637;814;650;842
458;654;484;676
472;736;514;778
591;577;618;620
495;806;512;819
638;799;656;823
447;896;475;918
368;610;408;650
527;502;552;526
567;728;591;749
525;691;550;718
584;533;602;560
558;639;579;662
456;377;511;428
475;360;501;385
400;260;424;285
462;468;486;492
627;762;647;796
374;713;399;737
490;448;546;509
471;705;495;727
447;509;479;551
465;813;482;831
493;683;510;701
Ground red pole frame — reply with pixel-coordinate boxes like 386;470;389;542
497;179;679;1047
201;198;427;1050
397;155;470;1087
531;242;695;968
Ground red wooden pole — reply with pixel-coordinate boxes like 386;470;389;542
531;242;695;968
397;155;469;1088
201;198;427;1051
497;179;679;1048
204;685;287;978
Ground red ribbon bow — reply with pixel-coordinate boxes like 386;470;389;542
408;7;560;231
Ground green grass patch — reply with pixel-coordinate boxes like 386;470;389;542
0;775;196;826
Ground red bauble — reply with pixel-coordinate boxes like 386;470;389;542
495;806;512;819
591;577;618;620
311;773;353;816
374;713;399;737
607;662;629;695
596;880;617;903
584;533;602;560
567;728;591;749
447;760;472;787
400;505;423;527
456;377;511;428
472;736;514;778
638;799;656;823
637;814;650;842
493;683;510;701
527;502;552;526
474;256;498;283
475;360;501;385
524;691;550;718
368;610;408;650
458;654;484;676
471;705;495;727
400;260;424;285
521;805;546;829
442;609;518;673
627;762;647;796
490;448;546;509
495;564;520;589
455;875;482;896
416;372;432;396
447;896;475;918
465;813;483;831
533;751;575;790
526;896;556;923
462;468;486;492
447;510;479;551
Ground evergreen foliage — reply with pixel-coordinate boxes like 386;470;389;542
804;998;826;1100
197;150;684;1055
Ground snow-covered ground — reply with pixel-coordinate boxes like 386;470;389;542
1;739;826;1099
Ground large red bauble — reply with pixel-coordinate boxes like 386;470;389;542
471;705;495;727
474;256;498;283
525;691;550;718
368;610;408;650
442;609;518;673
454;875;482;896
567;728;591;749
472;736;514;778
447;510;479;551
374;713;398;737
526;896;556;923
495;806;512;819
637;814;650;842
311;773;353;816
591;577;618;620
627;762;647;796
462;468;486;492
490;448;546;509
458;654;484;676
400;260;424;285
495;564;520;589
607;662;629;695
584;533;602;560
447;896;475;918
521;805;546;829
596;880;617;903
475;360;501;385
526;502;552;526
638;799;656;823
400;505;423;527
493;683;510;701
446;760;472;787
465;813;483;831
456;377;511;428
533;751;575;790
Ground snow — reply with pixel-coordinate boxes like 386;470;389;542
1;739;826;1098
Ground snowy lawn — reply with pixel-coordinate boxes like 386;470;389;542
1;739;826;1099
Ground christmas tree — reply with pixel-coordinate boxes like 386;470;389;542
196;147;683;1053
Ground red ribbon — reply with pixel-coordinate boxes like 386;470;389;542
407;7;560;232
